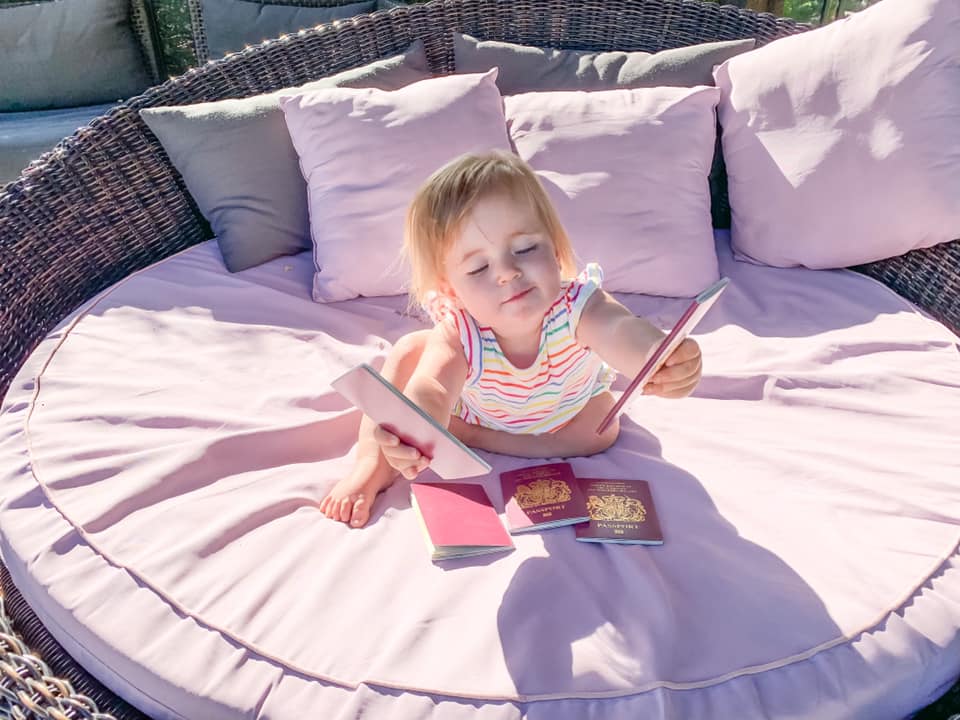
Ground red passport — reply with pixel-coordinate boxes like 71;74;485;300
410;482;514;561
500;462;590;534
574;478;664;545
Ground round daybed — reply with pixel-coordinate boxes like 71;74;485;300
0;1;958;718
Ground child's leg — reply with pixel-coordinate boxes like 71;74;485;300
320;330;431;527
449;391;620;459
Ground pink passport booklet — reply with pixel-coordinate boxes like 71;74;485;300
410;482;514;562
575;478;664;545
596;276;730;434
331;363;491;480
500;462;590;534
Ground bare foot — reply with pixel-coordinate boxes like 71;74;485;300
320;459;396;528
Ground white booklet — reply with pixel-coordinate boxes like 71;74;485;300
332;363;492;480
596;276;730;434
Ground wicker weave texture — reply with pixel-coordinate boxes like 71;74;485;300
0;566;146;720
0;2;957;718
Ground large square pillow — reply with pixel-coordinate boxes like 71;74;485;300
714;0;960;268
505;86;722;297
141;42;431;272
455;32;756;229
0;0;151;112
454;33;756;95
279;69;512;302
201;0;376;59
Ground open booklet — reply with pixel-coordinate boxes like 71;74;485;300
596;276;730;434
331;362;492;480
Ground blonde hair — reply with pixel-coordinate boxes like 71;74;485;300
404;150;577;307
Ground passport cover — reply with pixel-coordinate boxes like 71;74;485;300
331;363;492;479
596;275;730;434
410;482;514;561
500;462;590;534
575;478;664;545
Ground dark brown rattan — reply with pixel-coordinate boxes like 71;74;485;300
0;1;956;718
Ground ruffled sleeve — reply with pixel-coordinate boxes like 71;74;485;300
421;291;483;386
564;262;604;332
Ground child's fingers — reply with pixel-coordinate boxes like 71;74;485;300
664;338;701;366
650;356;701;386
646;377;698;398
375;426;421;459
373;425;399;446
389;444;422;461
400;456;430;479
383;445;430;478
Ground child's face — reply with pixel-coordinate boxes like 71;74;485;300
441;191;562;337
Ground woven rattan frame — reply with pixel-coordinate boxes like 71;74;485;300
187;0;389;64
0;1;957;717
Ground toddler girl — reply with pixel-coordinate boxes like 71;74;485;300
321;150;702;527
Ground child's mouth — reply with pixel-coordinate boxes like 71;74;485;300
503;288;533;304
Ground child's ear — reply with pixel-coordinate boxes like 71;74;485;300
439;279;457;299
438;281;464;309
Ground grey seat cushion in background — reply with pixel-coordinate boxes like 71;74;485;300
140;41;432;272
201;0;377;59
0;0;151;112
453;33;756;94
0;103;116;184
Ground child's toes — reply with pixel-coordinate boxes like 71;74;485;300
349;495;371;528
319;494;331;514
324;500;338;519
337;496;356;523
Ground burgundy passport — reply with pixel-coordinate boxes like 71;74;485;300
500;462;590;534
575;478;664;545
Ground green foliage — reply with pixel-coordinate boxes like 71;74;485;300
153;0;197;77
784;0;826;24
783;0;880;25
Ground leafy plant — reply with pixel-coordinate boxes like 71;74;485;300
153;0;197;77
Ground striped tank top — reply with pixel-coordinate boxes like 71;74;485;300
424;263;615;434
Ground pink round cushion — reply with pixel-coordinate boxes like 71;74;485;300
0;236;958;718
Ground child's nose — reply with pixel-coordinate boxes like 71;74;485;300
497;259;522;284
498;265;522;284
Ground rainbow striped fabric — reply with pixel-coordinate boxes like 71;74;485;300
425;263;615;434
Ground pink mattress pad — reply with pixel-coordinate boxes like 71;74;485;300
0;232;958;719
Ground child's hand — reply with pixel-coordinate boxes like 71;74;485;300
374;425;430;479
643;338;702;399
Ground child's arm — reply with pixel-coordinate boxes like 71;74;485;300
405;321;467;419
576;290;703;399
375;320;469;478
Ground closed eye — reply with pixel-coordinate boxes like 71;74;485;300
467;264;488;276
515;244;538;255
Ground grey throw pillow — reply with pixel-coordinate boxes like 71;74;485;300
202;0;377;59
453;33;756;94
0;0;151;112
141;41;432;272
454;33;757;229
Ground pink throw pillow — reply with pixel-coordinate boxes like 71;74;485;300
279;69;512;302
505;86;722;297
714;0;960;269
